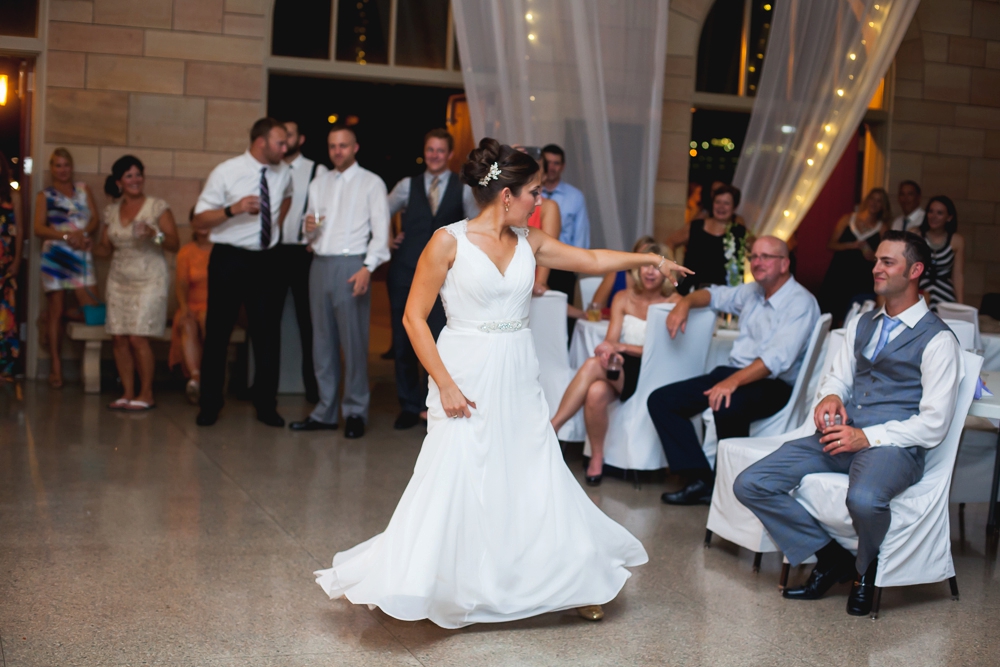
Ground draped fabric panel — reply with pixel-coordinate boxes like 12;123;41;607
452;0;669;250
733;0;920;239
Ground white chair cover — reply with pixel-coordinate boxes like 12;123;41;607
937;303;981;349
578;275;603;309
950;415;1000;504
844;301;863;325
791;352;982;588
529;292;574;440
586;305;717;471
859;299;877;314
700;314;832;468
943;319;976;351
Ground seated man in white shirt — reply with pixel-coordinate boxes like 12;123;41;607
192;117;292;428
734;231;962;617
289;124;390;439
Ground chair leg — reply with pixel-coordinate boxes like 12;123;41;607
752;552;762;573
949;575;960;600
870;587;882;620
704;529;712;548
779;562;790;591
959;503;966;546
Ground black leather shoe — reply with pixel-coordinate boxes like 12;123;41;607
394;411;421;430
344;416;365;439
289;417;338;431
195;410;218;426
661;479;713;506
783;557;855;601
256;410;285;428
846;560;878;616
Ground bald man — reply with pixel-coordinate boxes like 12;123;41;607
648;237;820;505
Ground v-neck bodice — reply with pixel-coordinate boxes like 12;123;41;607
440;220;535;326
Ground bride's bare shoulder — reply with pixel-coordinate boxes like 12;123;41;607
426;226;459;258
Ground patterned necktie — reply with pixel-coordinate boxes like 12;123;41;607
259;166;271;249
870;315;901;360
428;175;440;216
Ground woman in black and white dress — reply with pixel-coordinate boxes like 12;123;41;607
918;195;964;310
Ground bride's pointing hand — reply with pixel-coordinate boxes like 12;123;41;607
654;254;694;286
441;383;477;419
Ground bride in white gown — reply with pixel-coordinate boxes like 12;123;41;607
315;139;693;629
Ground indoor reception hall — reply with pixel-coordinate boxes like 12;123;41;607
2;1;1000;665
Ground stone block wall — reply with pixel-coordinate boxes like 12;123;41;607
42;0;266;224
888;0;1000;310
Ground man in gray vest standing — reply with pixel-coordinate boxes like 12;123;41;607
734;230;963;616
386;129;478;430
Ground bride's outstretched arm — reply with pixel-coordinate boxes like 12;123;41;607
530;229;693;286
403;229;477;419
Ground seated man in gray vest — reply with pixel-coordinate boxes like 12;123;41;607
734;231;963;616
386;129;478;430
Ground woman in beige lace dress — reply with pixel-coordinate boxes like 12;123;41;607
96;156;179;410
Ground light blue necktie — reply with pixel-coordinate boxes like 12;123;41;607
870;315;901;360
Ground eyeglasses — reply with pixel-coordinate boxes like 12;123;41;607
747;253;787;262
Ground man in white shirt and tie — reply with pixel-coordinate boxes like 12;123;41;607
890;180;924;232
290;124;390;438
192;118;293;427
277;120;328;404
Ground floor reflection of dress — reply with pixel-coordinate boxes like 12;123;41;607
315;220;648;629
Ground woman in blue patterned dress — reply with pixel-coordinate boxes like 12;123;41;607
32;148;99;388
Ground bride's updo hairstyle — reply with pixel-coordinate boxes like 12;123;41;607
461;137;540;207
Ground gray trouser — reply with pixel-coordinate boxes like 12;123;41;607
309;255;370;424
733;432;925;572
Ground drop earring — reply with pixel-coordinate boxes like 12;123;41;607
505;201;509;212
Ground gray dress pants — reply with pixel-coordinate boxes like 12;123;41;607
309;255;370;424
734;432;925;572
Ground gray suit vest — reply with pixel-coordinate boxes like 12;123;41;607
850;309;953;429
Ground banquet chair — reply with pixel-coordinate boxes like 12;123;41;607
703;314;832;568
529;291;573;436
943;319;976;351
937;303;981;349
786;351;982;618
578;275;603;310
585;304;717;473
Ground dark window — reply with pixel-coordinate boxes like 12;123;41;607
696;0;744;95
745;1;776;95
0;0;38;37
336;0;392;65
395;0;449;69
687;109;750;187
271;0;332;59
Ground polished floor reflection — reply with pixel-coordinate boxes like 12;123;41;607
1;379;998;666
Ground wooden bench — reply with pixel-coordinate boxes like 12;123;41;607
66;322;246;394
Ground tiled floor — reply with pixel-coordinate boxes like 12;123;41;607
1;379;998;666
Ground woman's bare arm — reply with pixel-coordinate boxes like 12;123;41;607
533;199;562;293
531;229;691;282
157;208;181;252
590;271;618;308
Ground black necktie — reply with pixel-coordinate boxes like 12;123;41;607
259;166;271;249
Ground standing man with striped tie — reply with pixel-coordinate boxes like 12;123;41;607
192;118;293;427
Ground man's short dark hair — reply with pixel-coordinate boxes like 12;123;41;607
898;179;921;195
250;117;284;143
328;123;358;143
540;144;565;162
424;128;454;152
282;119;303;133
883;230;931;279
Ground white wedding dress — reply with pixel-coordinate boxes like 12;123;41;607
315;220;648;628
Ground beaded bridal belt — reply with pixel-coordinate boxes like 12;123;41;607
446;317;529;334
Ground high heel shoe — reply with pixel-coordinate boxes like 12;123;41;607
577;605;604;621
585;473;603;486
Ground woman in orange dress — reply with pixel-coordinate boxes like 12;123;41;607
169;226;212;403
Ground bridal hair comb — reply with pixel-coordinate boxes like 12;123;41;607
479;162;502;187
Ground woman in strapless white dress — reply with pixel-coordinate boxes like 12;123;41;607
550;240;681;486
314;139;692;628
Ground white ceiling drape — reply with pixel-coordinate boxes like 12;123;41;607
733;0;920;239
452;0;669;250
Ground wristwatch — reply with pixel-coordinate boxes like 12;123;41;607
224;205;234;218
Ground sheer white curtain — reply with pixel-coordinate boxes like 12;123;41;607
733;0;919;238
452;0;669;250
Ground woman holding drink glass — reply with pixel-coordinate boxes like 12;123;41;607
550;241;680;485
96;155;179;410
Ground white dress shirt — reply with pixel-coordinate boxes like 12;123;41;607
818;299;963;449
194;151;292;250
387;170;479;218
708;275;821;385
282;154;328;245
307;162;391;272
890;207;925;233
